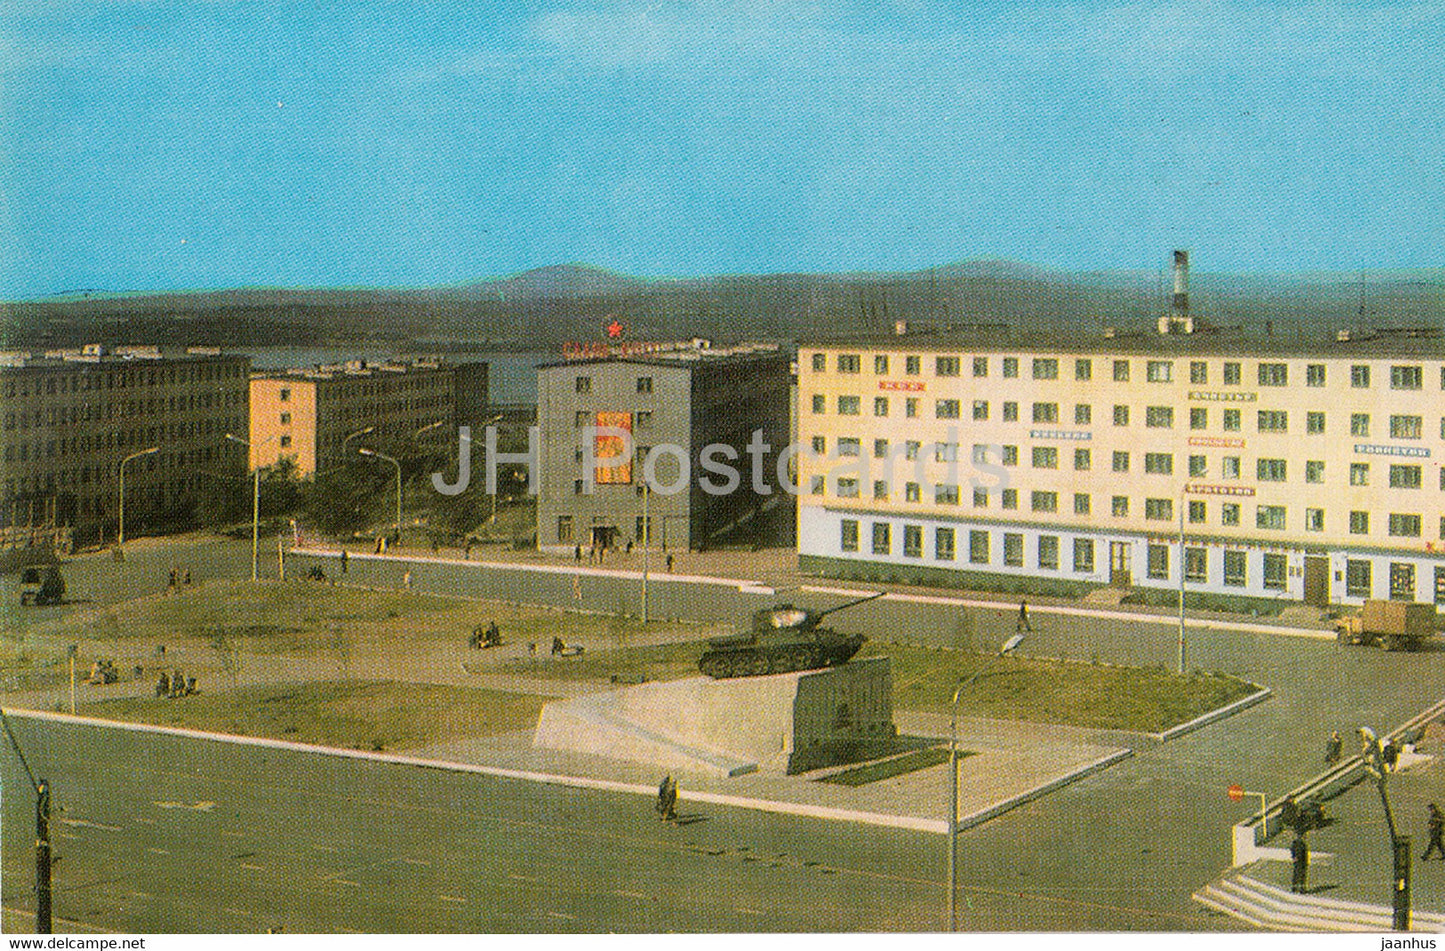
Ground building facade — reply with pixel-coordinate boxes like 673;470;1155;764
0;344;251;546
536;342;792;554
249;358;484;476
798;330;1445;607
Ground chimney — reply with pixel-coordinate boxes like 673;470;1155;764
1157;249;1195;335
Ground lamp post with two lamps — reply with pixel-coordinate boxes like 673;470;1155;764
359;448;402;544
224;433;280;582
117;446;159;550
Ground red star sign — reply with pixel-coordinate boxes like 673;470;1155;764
606;319;624;339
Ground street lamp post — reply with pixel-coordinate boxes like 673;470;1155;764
948;631;1027;931
1178;485;1188;675
640;480;651;623
476;414;505;523
117;447;159;548
359;448;402;544
342;426;376;457
225;433;278;582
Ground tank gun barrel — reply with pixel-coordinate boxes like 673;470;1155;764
813;590;886;619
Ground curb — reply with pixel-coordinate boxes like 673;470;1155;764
1154;686;1273;742
953;746;1133;831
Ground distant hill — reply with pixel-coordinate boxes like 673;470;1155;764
2;260;1441;351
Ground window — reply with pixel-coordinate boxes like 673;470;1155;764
1145;498;1173;521
1032;358;1058;380
873;480;889;500
1031;491;1058;513
575;376;592;393
1113;360;1130;382
1391;365;1423;390
903;525;923;558
1263;553;1287;590
1257;411;1288;433
837;437;861;457
1073;538;1095;572
1190;361;1208;384
1190;407;1207;430
637;376;653;393
1146;406;1174;428
1001;488;1018;509
838;396;860;415
972;400;989;421
279;412;291;425
1038;535;1059;570
1390;465;1422;489
1224;550;1247;587
1222;362;1241;386
874;355;889;375
1306;460;1324;483
973;487;988;508
575;411;590;427
1032;402;1059;424
1189;500;1206;524
1350;511;1369;534
1032;446;1058;469
812;353;826;372
1307;364;1325;387
1075;404;1092;425
873;438;890;459
1258;363;1287;386
971;356;987;377
1146;361;1173;383
1147;545;1169;580
934;484;960;505
936;399;961;419
1074;448;1091;470
1075;358;1092;381
1391;415;1423;439
905;440;920;460
1113;405;1129;426
1389;514;1422;537
1112;451;1130;473
1144;452;1173;475
279;435;292;448
935;356;961;377
1189;455;1207;477
1185;547;1207;583
1257;458;1287;481
279;388;290;401
574;478;586;495
812;394;826;413
557;516;574;542
1306;411;1325;434
838;354;861;373
969;530;989;563
1002;357;1019;378
1221;503;1240;526
935;527;955;561
1351;365;1370;388
1350;463;1370;486
906;398;918;418
1074;493;1091;515
841;520;859;552
906;355;921;375
636;411;653;428
905;482;921;502
935;443;959;463
1351;413;1370;437
874;397;889;417
1306;508;1324;532
1002;402;1019;422
872;523;891;555
1256;506;1286;530
1112;496;1129;518
1346;559;1372;598
811;435;826;455
1003;533;1024;566
837;478;860;498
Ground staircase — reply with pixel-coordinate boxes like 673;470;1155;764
1195;871;1445;933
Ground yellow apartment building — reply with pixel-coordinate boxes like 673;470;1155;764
798;328;1445;608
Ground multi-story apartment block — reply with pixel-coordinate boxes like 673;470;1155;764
798;329;1445;608
0;344;251;545
537;342;791;553
249;358;485;476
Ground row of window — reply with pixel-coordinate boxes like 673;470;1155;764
1;418;248;465
572;410;655;428
573;376;654;394
813;353;1439;391
1;362;247;399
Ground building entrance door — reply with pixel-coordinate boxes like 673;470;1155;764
1303;555;1329;607
591;525;619;551
1109;542;1132;587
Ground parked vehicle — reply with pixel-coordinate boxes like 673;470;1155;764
1334;600;1437;651
19;565;65;606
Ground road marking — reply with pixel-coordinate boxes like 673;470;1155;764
56;832;80;840
221;829;245;837
736;907;765;916
438;894;467;904
223;907;254;918
507;873;539;883
314;844;339;852
332;878;362;887
59;817;122;832
547;911;576;920
134;817;155;825
154;800;216;812
147;847;170;855
240;863;265;871
402;857;431;866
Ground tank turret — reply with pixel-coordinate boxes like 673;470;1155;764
697;591;884;679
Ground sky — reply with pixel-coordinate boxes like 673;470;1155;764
1;0;1442;298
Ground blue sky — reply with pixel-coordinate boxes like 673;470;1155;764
1;1;1442;298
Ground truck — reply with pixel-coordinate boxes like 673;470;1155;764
18;565;65;606
1334;600;1437;651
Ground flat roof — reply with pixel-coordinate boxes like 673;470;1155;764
537;342;787;372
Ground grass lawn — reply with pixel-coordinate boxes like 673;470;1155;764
502;639;704;683
79;680;552;751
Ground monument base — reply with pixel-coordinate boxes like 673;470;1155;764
533;656;895;777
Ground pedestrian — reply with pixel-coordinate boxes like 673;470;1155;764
184;568;192;586
657;775;677;821
666;554;674;573
464;541;473;560
340;549;349;574
1383;739;1400;772
574;545;582;564
167;568;177;592
626;540;634;555
403;568;412;589
552;636;565;656
156;671;170;698
1424;804;1445;861
170;670;184;698
1324;730;1343;766
1290;834;1308;893
1016;599;1032;633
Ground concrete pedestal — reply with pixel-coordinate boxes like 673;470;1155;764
533;657;895;777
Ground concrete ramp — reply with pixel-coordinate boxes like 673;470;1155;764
534;658;894;777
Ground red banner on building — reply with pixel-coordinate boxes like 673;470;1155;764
594;411;633;484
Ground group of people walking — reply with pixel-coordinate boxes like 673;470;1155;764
165;567;194;591
155;669;197;699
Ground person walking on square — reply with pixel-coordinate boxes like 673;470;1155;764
1324;730;1343;766
1290;833;1309;893
340;549;349;574
1424;804;1445;861
1016;599;1032;633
